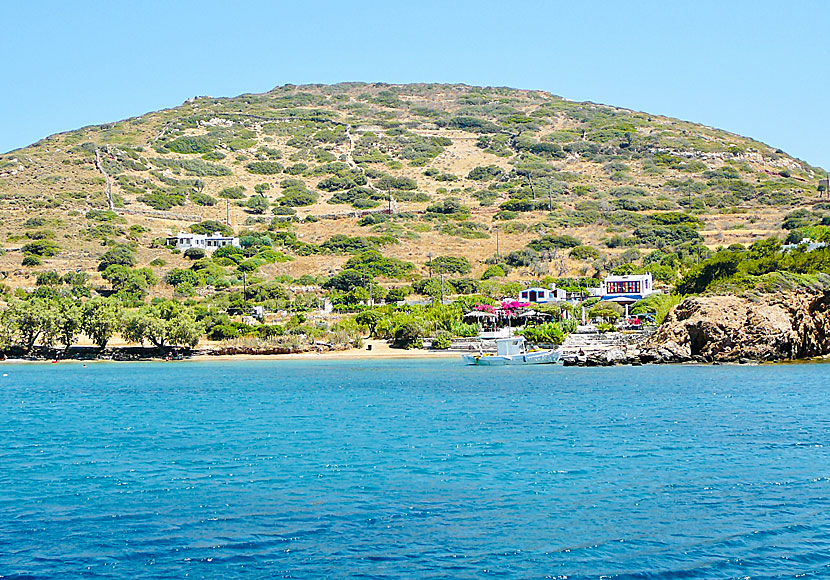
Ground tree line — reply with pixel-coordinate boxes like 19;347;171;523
0;295;202;353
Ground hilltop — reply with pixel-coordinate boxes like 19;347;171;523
0;82;825;299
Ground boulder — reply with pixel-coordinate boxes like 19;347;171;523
645;290;830;363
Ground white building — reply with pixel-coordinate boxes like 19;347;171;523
599;273;654;301
518;286;567;304
781;238;827;252
165;232;240;252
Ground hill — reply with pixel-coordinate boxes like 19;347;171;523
0;82;825;300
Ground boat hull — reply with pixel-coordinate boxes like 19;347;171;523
462;350;561;366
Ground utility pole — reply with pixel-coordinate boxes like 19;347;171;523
440;272;444;304
387;188;392;214
242;271;247;310
226;199;230;225
495;228;500;258
427;252;433;278
364;265;372;306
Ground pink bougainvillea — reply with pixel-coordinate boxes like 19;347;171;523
500;300;530;313
474;303;496;313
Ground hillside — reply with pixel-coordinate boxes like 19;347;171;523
0;82;824;299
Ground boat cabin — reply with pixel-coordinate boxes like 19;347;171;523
496;337;526;356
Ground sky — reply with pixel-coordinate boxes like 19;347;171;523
2;1;827;168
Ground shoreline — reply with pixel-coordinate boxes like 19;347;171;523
0;340;462;364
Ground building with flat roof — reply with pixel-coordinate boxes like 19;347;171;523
165;232;240;252
600;273;654;302
518;286;566;304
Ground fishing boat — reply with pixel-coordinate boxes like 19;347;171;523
463;336;561;366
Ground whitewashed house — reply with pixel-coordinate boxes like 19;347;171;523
518;286;567;304
166;232;240;252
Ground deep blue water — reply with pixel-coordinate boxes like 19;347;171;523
1;360;829;579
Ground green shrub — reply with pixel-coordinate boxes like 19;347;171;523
438;221;489;239
481;264;506;279
246;161;284;175
431;330;452;349
528;234;581;251
425;198;470;219
468;165;504;181
426;255;471;275
184;248;205;260
191;191;217;206
22;240;61;257
219;186;246;199
152;157;231;176
245;195;270;214
190;220;234;236
518;321;571;345
164;136;215;154
569;245;600;260
97;246;136;271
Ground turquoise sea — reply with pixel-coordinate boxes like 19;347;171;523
1;359;829;579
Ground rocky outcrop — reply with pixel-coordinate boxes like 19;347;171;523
562;290;830;366
640;290;830;363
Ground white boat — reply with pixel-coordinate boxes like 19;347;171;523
463;336;561;366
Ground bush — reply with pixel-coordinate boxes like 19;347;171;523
569;245;600;260
219;186;246;199
190;221;234;236
190;191;217;206
22;254;41;266
528;234;581;251
97;246;135;271
246;161;284;175
431;330;452;349
467;165;504;181
518;322;570;345
426;255;472;275
481;264;506;279
425;198;470;219
21;240;61;257
184;248;205;260
164;136;215;154
151;157;231;176
393;320;425;349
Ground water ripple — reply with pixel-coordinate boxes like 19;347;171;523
0;360;829;578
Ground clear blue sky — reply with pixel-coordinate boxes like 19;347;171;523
2;1;827;168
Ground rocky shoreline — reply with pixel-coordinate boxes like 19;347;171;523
564;289;830;366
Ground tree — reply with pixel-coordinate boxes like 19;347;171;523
190;221;234;236
54;297;82;350
245;195;270;214
8;298;58;352
183;247;206;260
126;300;203;349
102;265;157;301
425;256;472;275
81;298;121;348
97;246;136;271
355;310;382;336
588;303;621;323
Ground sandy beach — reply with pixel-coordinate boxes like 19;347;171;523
188;340;461;362
0;340;462;364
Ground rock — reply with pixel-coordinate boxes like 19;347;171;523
604;348;627;365
646;289;830;363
